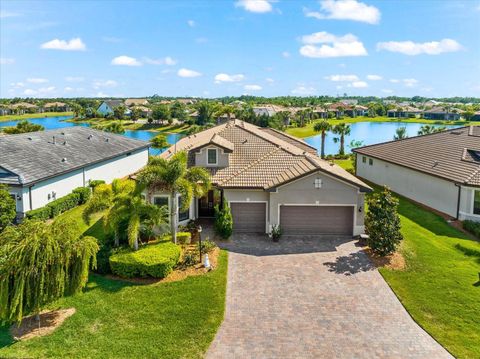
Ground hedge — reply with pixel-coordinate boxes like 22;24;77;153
463;220;480;238
109;241;181;278
89;180;105;189
72;187;91;204
177;231;191;244
25;206;51;221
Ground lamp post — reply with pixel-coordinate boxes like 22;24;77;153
198;225;203;264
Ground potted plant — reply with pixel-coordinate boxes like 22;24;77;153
270;225;282;242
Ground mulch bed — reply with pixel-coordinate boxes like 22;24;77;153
364;247;406;270
10;308;76;341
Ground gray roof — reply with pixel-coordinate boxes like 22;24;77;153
102;100;124;109
354;126;480;187
0;127;149;186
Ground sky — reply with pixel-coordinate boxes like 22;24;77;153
1;0;479;99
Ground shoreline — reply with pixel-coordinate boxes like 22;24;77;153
0;112;74;122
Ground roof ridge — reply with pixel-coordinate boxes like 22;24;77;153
464;165;480;185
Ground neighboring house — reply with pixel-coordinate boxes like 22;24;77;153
153;120;371;236
424;100;442;107
97;100;124;116
312;106;328;119
472;111;480;121
43;102;70;112
423;107;461;121
125;98;149;107
387;106;423;118
0;127;149;218
341;99;358;106
132;105;152;117
354;105;369;117
8;102;38;114
0;106;11;116
354;126;480;222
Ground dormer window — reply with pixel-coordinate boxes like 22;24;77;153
207;148;218;165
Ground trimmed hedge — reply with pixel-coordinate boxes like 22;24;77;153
72;187;91;204
463;220;480;238
109;241;181;278
25;206;51;221
177;232;191;244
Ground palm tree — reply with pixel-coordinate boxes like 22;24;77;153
394;127;408;140
417;125;446;136
332;123;351;156
216;104;236;121
313;120;331;159
196;101;217;125
136;152;211;244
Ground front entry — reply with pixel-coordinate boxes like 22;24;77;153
198;189;222;217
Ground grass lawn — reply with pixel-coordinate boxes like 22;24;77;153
371;192;480;358
0;205;228;359
0;112;74;122
286;116;475;138
333;159;353;172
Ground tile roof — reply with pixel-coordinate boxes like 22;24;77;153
125;98;149;106
102;100;124;109
0;127;149;186
161;120;371;191
354;126;480;187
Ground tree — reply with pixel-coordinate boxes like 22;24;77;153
394;126;408;140
365;186;403;256
152;104;171;123
0;218;98;323
332;123;351;156
2;120;44;134
418;125;446;136
171;101;187;122
113;105;126;120
216;104;236;121
93;122;125;134
136;152;211;244
0;185;16;231
313;120;331;159
196;101;217;125
150;134;169;150
131;107;142;122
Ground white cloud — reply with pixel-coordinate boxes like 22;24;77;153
96;92;109;97
348;81;368;88
389;78;418;87
65;76;84;82
143;56;177;66
244;84;262;91
381;89;394;94
291;85;316;96
10;82;25;88
177;68;202;78
377;39;462;55
27;78;48;84
299;32;368;58
266;78;274;83
282;51;291;58
214;73;245;83
23;86;56;97
389;79;400;83
40;37;86;51
325;74;359;81
0;58;15;65
366;74;382;80
0;10;21;18
235;0;273;13
187;20;196;27
93;79;118;89
23;89;37;96
111;55;142;66
64;87;74;92
304;0;381;24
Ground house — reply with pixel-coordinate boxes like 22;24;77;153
152;120;371;236
0;127;149;218
387;106;422;118
471;111;480;121
423;107;461;121
8;102;38;114
43;102;70;112
132;105;152;117
354;105;369;117
353;126;480;222
424;100;442;107
125;98;149;107
341;99;358;106
97;100;124;116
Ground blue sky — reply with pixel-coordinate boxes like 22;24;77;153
1;0;479;99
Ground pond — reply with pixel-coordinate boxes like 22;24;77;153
0;116;183;156
303;121;458;155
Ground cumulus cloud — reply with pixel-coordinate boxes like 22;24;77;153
304;0;381;24
93;79;118;89
0;58;15;65
214;73;245;83
291;85;316;96
377;39;462;55
23;89;37;96
111;55;142;66
348;81;368;88
366;74;382;80
381;89;394;94
389;78;418;87
178;68;202;78
244;84;262;91
65;76;84;82
187;20;196;27
27;78;48;84
235;0;273;13
23;86;56;97
325;74;359;81
266;78;275;83
40;37;86;51
64;86;74;92
299;32;368;58
143;56;177;65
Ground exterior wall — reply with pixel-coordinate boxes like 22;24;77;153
459;186;480;222
269;171;364;235
149;192;196;227
356;155;459;218
97;102;113;115
194;146;229;168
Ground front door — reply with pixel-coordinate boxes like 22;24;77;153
198;189;221;217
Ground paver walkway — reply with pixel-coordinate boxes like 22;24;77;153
206;235;452;359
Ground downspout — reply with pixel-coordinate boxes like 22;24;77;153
29;186;33;210
454;183;461;220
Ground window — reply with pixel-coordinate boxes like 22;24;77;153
474;190;480;215
178;196;189;221
314;178;322;189
362;156;366;163
207;148;217;165
153;196;168;208
369;158;373;166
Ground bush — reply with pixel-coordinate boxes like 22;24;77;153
214;203;233;239
178;220;200;241
26;206;51;221
89;180;105;189
72;187;91;204
176;231;191;244
109;241;181;278
48;192;81;217
463;220;480;238
200;239;217;253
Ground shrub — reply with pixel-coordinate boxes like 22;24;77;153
109;241;181;278
214;203;233;239
178;220;200;241
365;186;403;256
48;192;81;217
72;187;91;204
176;231;191;244
200;239;217;253
463;220;480;238
26;206;51;221
0;184;16;231
89;180;106;189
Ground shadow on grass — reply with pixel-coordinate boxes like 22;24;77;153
455;243;480;264
0;325;14;349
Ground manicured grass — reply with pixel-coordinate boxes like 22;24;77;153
380;194;480;358
0;112;74;122
286;116;475;138
333;159;353;171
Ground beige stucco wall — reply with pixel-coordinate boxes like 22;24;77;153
194;146;229;168
356;155;459;218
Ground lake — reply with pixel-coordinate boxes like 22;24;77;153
0;116;183;155
303;121;458;155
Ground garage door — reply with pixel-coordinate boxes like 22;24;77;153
231;202;266;233
280;206;353;235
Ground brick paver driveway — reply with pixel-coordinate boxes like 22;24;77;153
206;235;452;359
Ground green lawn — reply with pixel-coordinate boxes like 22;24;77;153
286;116;475;138
0;112;74;122
0;205;228;359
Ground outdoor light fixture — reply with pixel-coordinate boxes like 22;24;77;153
359;206;363;213
198;225;203;263
16;194;22;201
